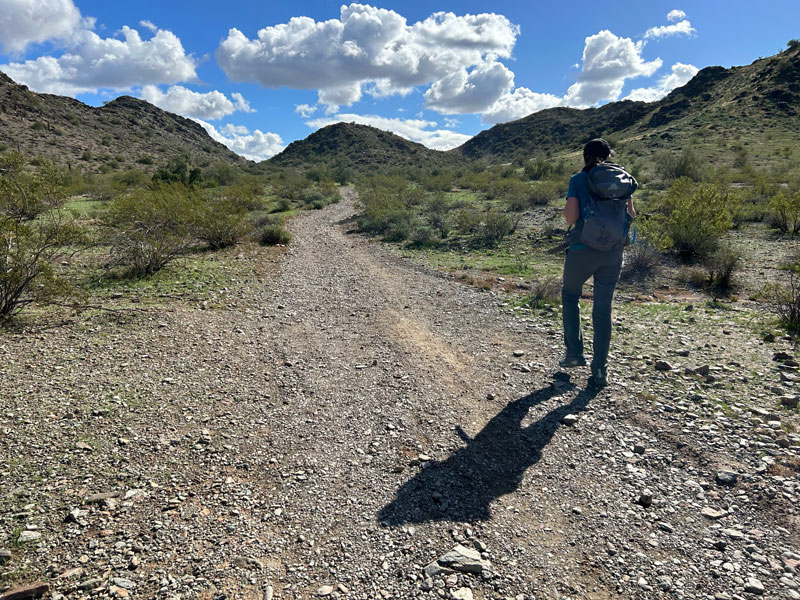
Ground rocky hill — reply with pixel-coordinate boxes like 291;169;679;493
0;71;243;171
268;122;465;171
455;42;800;165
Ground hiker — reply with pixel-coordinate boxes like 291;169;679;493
559;138;635;388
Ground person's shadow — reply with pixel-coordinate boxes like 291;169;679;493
378;381;600;525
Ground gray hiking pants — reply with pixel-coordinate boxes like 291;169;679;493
561;247;623;370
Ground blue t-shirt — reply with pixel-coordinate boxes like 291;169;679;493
566;171;591;250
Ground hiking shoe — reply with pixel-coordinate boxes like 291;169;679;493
588;367;608;389
558;355;587;368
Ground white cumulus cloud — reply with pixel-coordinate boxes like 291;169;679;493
564;30;662;107
666;10;687;22
305;113;471;151
1;24;197;95
644;19;695;40
216;3;519;113
481;88;563;124
0;0;83;54
625;62;699;101
424;60;514;114
140;85;253;120
194;119;284;162
294;103;317;118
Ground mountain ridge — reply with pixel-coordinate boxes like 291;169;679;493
0;73;244;170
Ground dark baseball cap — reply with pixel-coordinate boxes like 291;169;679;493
583;138;615;162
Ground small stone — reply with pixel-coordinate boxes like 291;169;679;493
16;531;42;543
0;582;49;600
636;490;654;508
420;578;434;592
64;508;83;523
633;444;646;455
658;522;674;533
701;507;727;520
744;577;765;594
561;414;579;425
451;589;474;600
111;578;136;590
512;350;525;357
655;360;673;371
716;470;739;486
781;395;799;408
435;544;490;575
0;549;11;564
77;579;103;591
317;585;334;597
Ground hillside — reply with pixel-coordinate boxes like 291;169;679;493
268;121;466;171
0;71;244;171
455;43;800;165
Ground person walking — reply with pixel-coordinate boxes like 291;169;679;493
559;139;635;388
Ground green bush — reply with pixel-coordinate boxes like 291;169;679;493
768;190;800;234
655;148;705;183
703;243;741;291
763;269;800;335
104;184;196;275
622;240;661;280
259;224;292;246
410;225;437;247
527;277;560;308
0;206;83;321
475;211;514;246
192;197;252;250
0;151;69;220
661;178;737;259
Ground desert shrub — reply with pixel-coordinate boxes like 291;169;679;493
114;169;150;189
104;184;196;275
527;276;561;308
410;225;437;247
660;178;736;259
202;162;237;186
152;156;202;187
655;148;705;183
768;190;800;234
332;164;353;185
274;172;308;201
426;192;451;238
524;158;554;181
302;189;326;207
259;223;292;246
0;151;69;220
137;155;154;166
763;270;800;334
0;215;83;321
454;210;481;235
475;211;514;246
622;240;661;280
192;197;252;250
356;179;414;237
703;243;741;291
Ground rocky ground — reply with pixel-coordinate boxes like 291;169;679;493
1;189;799;600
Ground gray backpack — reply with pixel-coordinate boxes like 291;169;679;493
578;163;637;251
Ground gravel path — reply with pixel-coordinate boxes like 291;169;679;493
2;189;799;600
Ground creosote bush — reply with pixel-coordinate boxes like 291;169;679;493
0;152;84;321
104;184;196;275
661;178;737;259
768;190;800;234
527;277;560;309
763;270;800;335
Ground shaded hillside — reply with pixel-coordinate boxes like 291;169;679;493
268;122;466;171
0;72;244;171
455;43;800;166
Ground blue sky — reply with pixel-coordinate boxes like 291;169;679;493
1;1;798;161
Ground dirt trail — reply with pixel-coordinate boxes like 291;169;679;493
2;189;798;600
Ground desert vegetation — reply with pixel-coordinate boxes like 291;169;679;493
0;151;340;322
